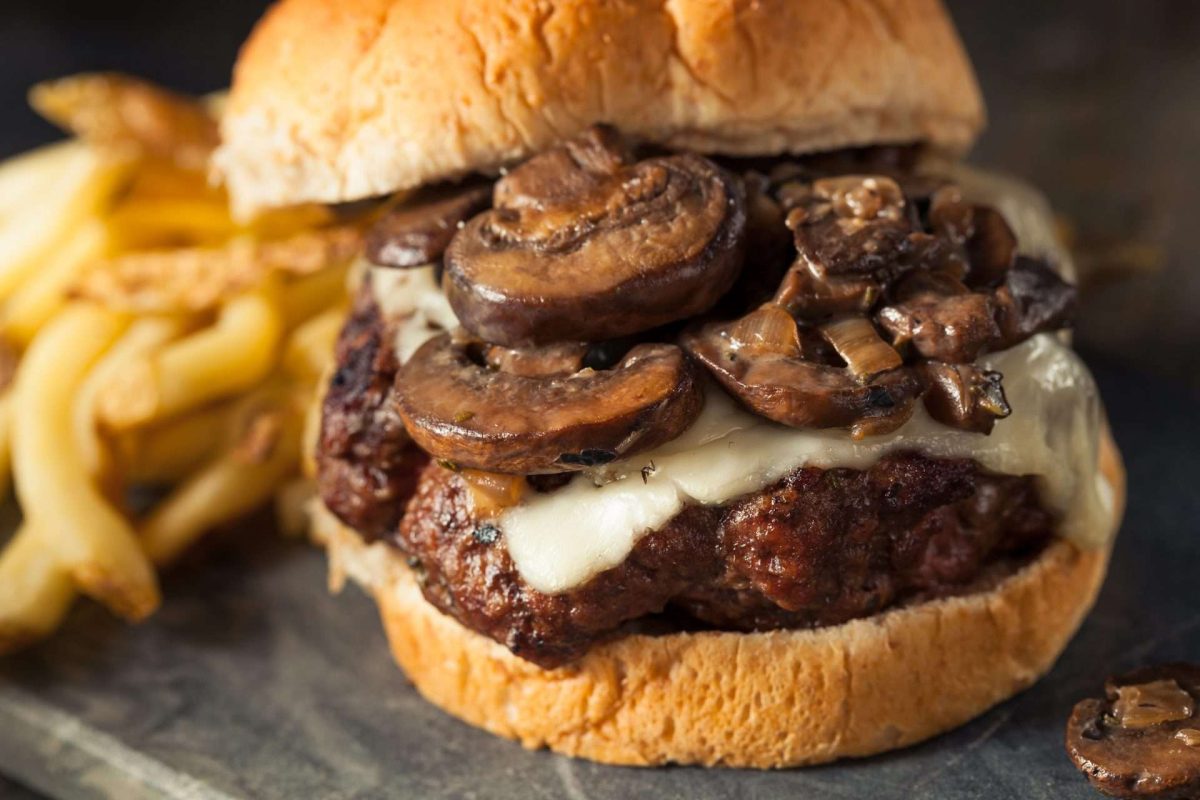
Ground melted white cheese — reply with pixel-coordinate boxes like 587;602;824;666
501;335;1113;593
368;166;1116;595
369;265;458;361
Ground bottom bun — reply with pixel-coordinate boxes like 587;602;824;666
313;430;1123;768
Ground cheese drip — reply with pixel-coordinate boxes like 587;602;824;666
501;335;1113;593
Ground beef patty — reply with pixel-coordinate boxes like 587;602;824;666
318;283;1055;668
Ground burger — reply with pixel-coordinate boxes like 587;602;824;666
216;0;1125;767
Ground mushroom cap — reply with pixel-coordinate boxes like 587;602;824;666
216;0;985;216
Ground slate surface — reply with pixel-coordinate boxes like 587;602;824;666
0;356;1196;800
0;1;1198;798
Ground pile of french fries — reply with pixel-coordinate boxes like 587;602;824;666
0;74;363;651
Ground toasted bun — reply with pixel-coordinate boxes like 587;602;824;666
217;0;984;214
311;429;1123;768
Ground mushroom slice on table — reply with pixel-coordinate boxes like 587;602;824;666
1066;663;1200;799
443;126;747;346
394;333;703;474
682;305;921;438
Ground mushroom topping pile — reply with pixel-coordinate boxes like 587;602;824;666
443;125;747;346
375;127;1078;473
396;334;703;474
1067;663;1200;799
683;171;1077;436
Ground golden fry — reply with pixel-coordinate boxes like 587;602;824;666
115;403;230;485
104;197;237;251
284;306;344;382
0;525;76;654
2;220;109;346
141;389;303;566
0;394;12;499
279;266;349;330
12;304;159;620
75;315;191;476
0;143;128;301
30;73;219;171
73;226;361;314
97;284;284;430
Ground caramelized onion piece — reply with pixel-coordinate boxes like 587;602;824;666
682;315;921;438
395;334;703;473
818;317;902;379
365;185;491;268
917;362;1010;434
444;126;746;346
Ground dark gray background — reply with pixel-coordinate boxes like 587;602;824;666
0;1;1198;798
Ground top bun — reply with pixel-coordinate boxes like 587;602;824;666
217;0;984;214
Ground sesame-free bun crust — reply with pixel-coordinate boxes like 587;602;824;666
218;0;984;214
312;430;1123;768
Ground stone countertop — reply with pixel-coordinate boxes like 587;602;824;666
0;1;1197;798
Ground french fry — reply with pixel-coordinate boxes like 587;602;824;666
280;266;349;330
0;141;81;215
75;315;191;476
97;283;284;430
2;219;109;346
140;388;303;566
0;394;12;499
104;197;237;251
0;525;76;654
0;143;128;300
30;73;219;171
114;402;230;485
12;304;159;620
284;306;344;381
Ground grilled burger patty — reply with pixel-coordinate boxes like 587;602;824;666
318;287;1054;668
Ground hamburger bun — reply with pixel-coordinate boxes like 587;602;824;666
311;428;1123;768
216;0;984;214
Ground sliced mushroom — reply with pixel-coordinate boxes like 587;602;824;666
773;260;880;320
783;175;919;283
682;309;921;438
994;257;1077;347
917;362;1010;434
877;271;1001;363
444;127;746;346
395;333;703;473
1067;663;1200;799
929;186;1017;288
365;184;492;268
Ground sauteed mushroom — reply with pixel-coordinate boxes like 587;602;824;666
928;186;1017;288
395;333;703;474
682;305;921;438
365;184;492;268
1067;663;1200;799
917;362;1010;434
443;126;746;346
994;256;1077;347
877;270;1001;363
